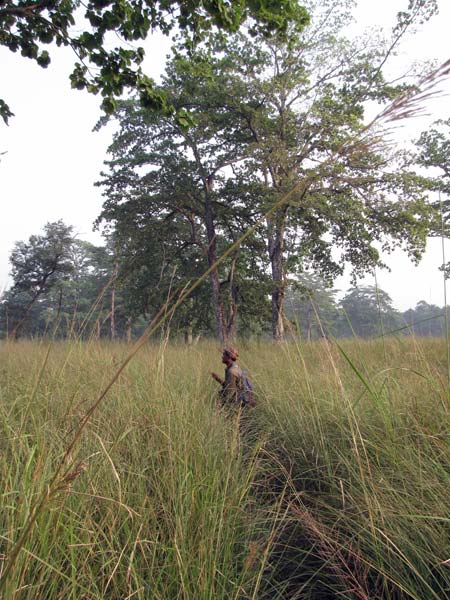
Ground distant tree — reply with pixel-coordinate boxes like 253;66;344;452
7;220;74;338
402;300;445;336
339;286;400;338
0;236;143;340
0;288;42;338
0;0;309;125
45;239;117;339
284;274;339;340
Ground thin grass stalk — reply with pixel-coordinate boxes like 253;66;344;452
309;295;346;396
440;191;450;387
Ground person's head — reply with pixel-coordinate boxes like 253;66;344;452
222;346;239;366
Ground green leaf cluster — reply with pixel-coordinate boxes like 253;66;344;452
0;0;309;124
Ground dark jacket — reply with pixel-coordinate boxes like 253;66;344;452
219;362;242;405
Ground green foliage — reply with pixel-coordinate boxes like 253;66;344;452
0;0;309;124
9;220;74;296
416;118;450;182
339;285;401;338
96;0;436;341
284;274;340;340
1;222;446;340
403;300;446;336
415;117;450;272
2;220;74;338
0;231;143;340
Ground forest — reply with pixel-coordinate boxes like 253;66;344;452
0;220;447;340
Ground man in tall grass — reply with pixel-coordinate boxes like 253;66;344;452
211;347;255;407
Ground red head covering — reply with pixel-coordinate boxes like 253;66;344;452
223;346;239;361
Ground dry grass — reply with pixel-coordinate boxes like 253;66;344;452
0;337;449;598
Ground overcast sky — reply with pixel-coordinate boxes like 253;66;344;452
1;0;449;310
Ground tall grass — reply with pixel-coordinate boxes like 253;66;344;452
0;337;449;598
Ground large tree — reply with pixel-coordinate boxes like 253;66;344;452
170;0;436;340
403;300;445;336
97;0;437;341
0;0;309;124
97;51;272;342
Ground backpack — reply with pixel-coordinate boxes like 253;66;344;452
237;370;256;407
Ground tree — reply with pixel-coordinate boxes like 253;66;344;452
403;300;445;336
0;236;145;340
97;0;437;342
339;285;400;338
180;0;435;340
96;49;273;342
284;274;340;340
0;0;309;125
6;220;74;338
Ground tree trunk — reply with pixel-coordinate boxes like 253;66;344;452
184;325;193;345
125;317;132;342
204;188;227;343
268;210;287;341
225;299;238;341
224;257;239;341
110;258;118;340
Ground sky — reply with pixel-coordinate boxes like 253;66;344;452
0;0;449;310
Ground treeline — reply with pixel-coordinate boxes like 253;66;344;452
0;221;446;340
285;278;446;339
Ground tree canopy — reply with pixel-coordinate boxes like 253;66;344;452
0;0;309;124
6;220;75;337
97;0;436;341
415;117;450;272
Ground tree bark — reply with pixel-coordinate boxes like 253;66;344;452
110;257;118;340
184;325;193;345
204;178;227;343
224;257;239;341
268;209;287;341
125;317;132;342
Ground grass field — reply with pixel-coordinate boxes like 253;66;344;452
0;337;449;599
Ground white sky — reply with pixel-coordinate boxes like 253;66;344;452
0;0;449;310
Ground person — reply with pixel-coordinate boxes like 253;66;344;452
211;346;255;407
